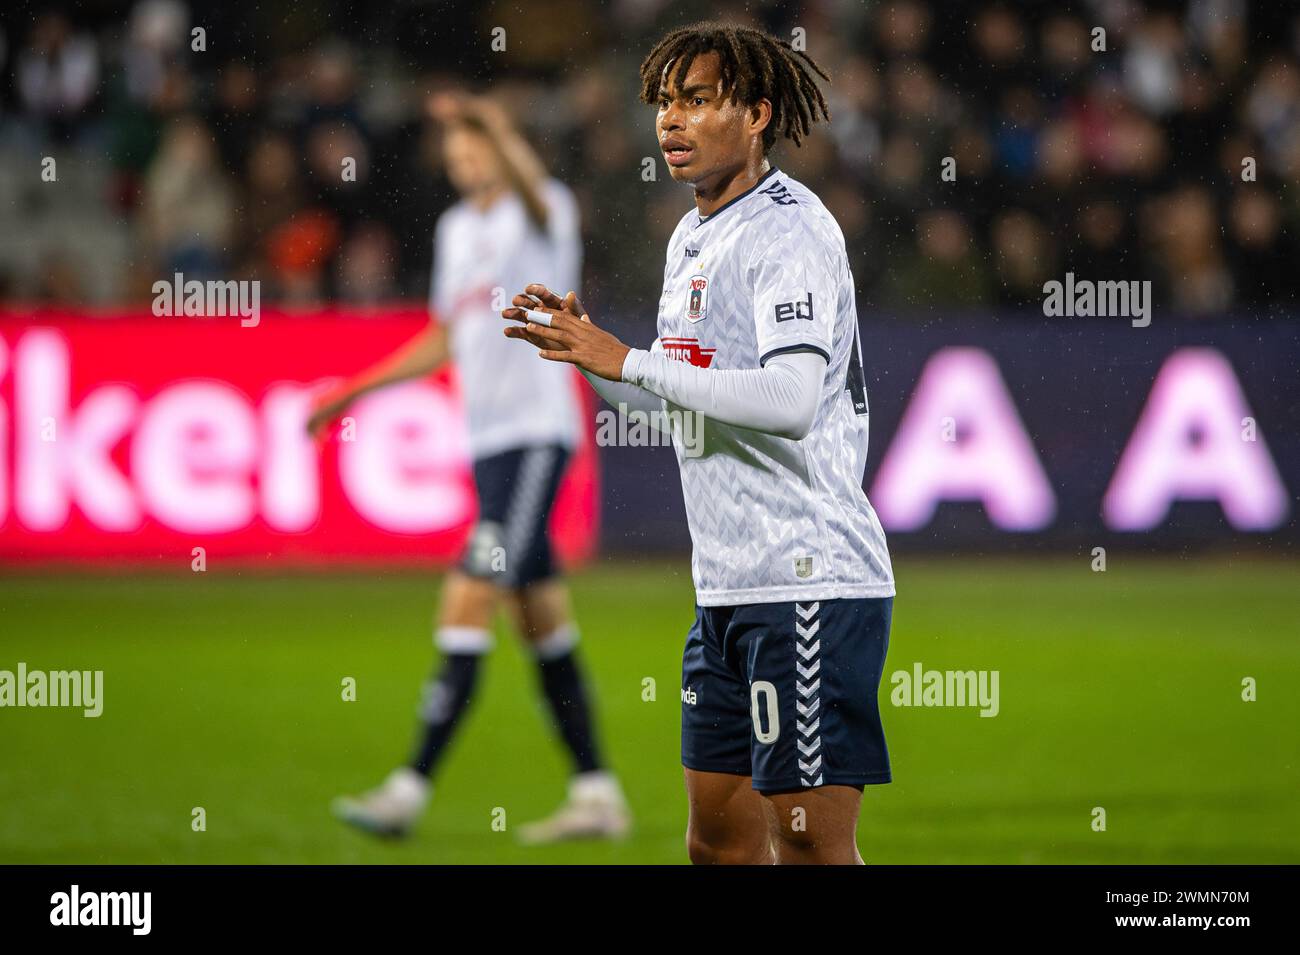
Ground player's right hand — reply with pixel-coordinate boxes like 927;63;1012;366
502;284;586;351
531;284;588;321
501;283;595;348
502;283;630;381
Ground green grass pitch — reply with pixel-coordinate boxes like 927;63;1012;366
0;557;1296;864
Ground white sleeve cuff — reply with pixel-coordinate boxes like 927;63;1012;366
621;347;650;385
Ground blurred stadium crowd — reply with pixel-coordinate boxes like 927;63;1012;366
0;0;1296;318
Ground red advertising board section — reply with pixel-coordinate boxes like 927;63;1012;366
0;310;599;566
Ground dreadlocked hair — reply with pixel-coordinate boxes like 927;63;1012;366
638;21;831;152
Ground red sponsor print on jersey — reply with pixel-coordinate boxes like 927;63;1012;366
661;337;716;368
448;283;496;319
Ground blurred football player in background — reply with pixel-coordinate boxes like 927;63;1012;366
308;91;629;844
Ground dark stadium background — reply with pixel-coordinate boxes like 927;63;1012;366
0;0;1296;865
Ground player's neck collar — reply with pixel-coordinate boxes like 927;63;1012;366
694;166;780;228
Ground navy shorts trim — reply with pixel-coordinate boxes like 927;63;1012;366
681;596;893;792
461;444;569;589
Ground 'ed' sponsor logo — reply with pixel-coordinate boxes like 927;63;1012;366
775;292;813;323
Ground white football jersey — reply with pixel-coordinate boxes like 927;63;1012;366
653;166;894;606
431;178;582;459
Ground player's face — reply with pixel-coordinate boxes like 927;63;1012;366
656;52;761;188
443;126;502;199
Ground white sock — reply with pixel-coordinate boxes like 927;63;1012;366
435;626;493;655
571;769;622;803
532;623;579;662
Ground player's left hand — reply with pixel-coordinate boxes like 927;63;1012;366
502;285;631;382
305;380;349;441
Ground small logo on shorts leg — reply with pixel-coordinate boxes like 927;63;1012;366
794;556;814;578
681;686;697;705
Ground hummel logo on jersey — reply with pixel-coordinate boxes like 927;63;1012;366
775;291;813;323
759;181;798;206
684;247;699;257
661;337;716;368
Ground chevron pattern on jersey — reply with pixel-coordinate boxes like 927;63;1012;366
794;601;824;787
656;168;895;604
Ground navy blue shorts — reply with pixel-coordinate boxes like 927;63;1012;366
681;597;893;793
461;444;570;589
